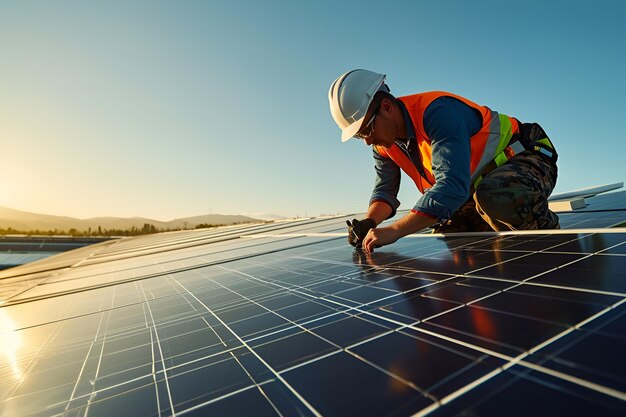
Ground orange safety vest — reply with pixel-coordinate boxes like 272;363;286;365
374;92;521;193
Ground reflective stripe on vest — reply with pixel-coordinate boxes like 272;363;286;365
375;92;520;193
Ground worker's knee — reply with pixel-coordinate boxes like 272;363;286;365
473;178;506;217
473;153;559;230
474;179;529;225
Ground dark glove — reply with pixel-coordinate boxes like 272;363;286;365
346;218;376;248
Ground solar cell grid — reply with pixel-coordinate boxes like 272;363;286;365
1;208;626;416
427;365;626;417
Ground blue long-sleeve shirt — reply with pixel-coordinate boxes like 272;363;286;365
370;96;482;221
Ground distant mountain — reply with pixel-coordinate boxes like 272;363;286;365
0;205;263;232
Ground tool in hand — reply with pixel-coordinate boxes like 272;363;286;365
346;218;376;248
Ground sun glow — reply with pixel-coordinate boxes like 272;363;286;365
0;309;24;381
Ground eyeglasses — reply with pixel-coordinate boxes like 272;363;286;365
354;108;378;140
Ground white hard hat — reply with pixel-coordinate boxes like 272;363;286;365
328;69;387;142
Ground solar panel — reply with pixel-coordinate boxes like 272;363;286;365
1;201;625;416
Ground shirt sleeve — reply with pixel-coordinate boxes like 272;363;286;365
370;147;401;218
413;96;482;221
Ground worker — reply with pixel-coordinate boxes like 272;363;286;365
328;69;559;253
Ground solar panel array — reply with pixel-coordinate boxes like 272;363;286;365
1;192;625;416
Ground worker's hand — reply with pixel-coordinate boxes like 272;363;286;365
346;218;376;248
362;227;401;252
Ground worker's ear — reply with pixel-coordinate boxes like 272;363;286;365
379;98;394;114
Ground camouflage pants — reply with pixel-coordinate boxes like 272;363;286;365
433;151;559;233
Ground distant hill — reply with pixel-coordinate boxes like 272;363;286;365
241;213;287;221
165;214;265;229
0;205;262;232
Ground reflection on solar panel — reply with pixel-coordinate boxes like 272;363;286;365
1;192;625;416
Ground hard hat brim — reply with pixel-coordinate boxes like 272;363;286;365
341;116;365;142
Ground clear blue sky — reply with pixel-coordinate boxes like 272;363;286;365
1;0;624;220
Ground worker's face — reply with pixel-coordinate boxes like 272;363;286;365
360;99;396;148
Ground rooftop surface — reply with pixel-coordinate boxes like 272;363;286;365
1;192;626;416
